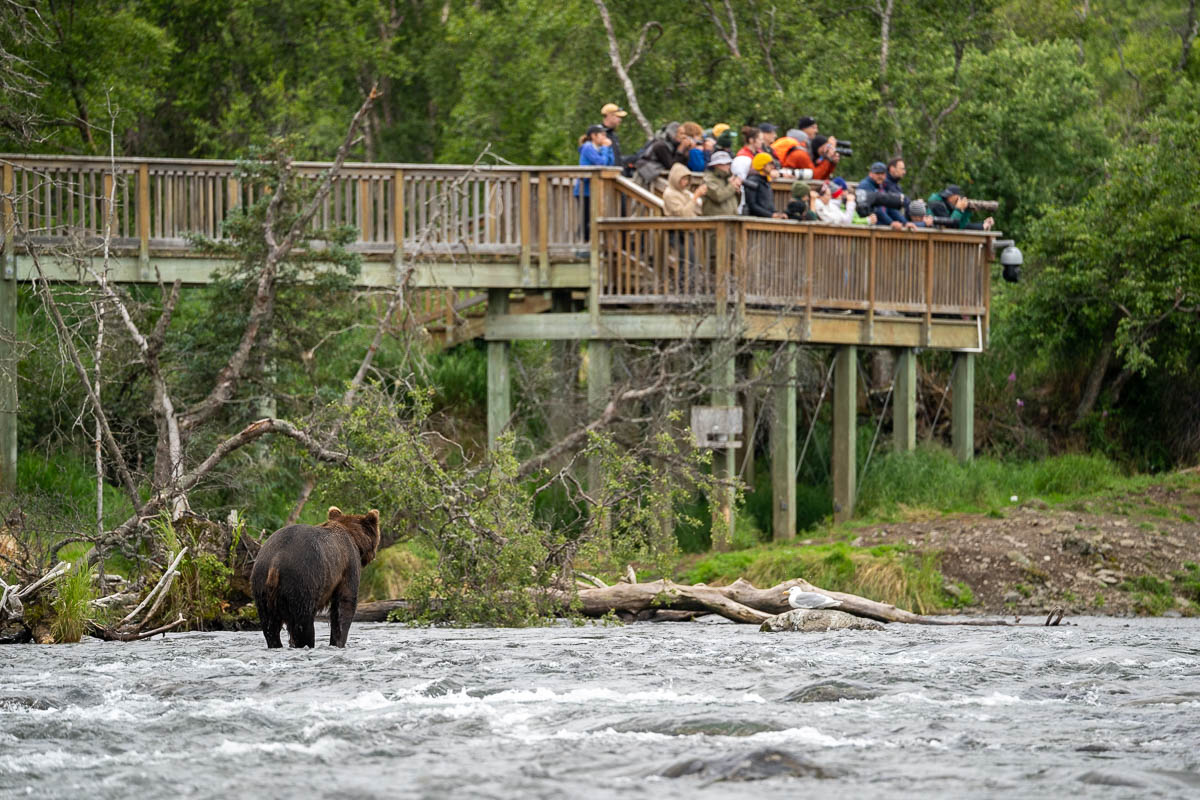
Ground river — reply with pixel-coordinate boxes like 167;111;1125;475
2;617;1198;798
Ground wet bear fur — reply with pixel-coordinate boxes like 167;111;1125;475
251;506;381;649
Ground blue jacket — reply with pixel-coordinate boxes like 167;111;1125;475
878;173;909;225
857;176;906;225
576;141;614;197
688;147;708;172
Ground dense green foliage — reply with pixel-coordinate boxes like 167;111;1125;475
2;0;1198;630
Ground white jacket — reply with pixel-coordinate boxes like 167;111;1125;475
813;196;857;225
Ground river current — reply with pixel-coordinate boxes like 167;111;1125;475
1;617;1198;799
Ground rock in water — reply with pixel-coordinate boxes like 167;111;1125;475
760;609;885;633
783;679;883;703
660;748;838;782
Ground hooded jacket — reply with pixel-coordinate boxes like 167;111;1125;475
663;163;702;217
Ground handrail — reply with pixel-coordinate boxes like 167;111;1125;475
0;153;614;174
0;155;612;258
595;215;994;330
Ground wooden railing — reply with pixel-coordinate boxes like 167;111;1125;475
597;216;993;323
2;155;996;341
0;155;615;261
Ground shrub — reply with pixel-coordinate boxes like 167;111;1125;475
50;559;95;643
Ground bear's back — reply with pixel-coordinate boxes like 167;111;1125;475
251;524;358;591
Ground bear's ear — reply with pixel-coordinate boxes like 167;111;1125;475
327;506;342;519
367;509;380;522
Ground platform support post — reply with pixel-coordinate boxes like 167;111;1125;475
894;348;916;453
486;289;510;450
952;351;975;463
771;344;797;540
833;346;857;522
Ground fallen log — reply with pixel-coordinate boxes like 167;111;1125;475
569;576;1031;626
353;575;1056;627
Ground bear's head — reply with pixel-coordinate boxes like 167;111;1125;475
326;506;382;566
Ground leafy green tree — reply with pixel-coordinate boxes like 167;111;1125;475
1013;82;1200;446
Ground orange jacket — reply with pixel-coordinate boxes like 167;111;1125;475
770;136;835;180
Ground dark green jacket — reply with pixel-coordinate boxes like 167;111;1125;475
927;191;974;229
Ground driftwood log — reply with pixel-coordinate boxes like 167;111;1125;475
568;577;1041;626
353;575;1058;626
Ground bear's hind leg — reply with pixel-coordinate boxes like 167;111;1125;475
331;585;357;648
263;615;284;649
290;616;316;648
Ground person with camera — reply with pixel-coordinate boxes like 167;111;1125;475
927;184;995;230
857;162;915;230
770;132;839;180
742;153;788;219
575;124;614;240
811;179;857;224
907;199;934;228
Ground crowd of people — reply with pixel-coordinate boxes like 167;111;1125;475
578;102;995;233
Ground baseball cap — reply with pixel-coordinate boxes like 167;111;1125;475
600;103;627;117
869;161;887;173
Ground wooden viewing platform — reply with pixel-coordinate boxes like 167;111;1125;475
1;154;998;530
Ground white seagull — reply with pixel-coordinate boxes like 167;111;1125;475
785;586;842;609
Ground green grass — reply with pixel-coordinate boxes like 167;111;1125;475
854;446;1125;519
680;540;947;614
1119;564;1200;615
17;450;139;529
50;559;96;643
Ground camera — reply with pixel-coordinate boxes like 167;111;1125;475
835;139;853;157
855;188;904;209
999;244;1022;283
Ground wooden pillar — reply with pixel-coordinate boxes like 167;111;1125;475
486;288;510;450
736;352;756;483
549;290;576;444
894;348;916;452
138;164;151;277
952;351;975;463
0;163;16;493
519;171;532;285
392;169;405;272
771;343;797;540
832;346;857;522
537;171;550;286
587;339;611;493
710;338;736;551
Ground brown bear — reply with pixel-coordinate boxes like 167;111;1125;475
250;506;381;649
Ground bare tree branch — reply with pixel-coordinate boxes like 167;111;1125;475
180;86;381;433
591;0;655;139
700;0;741;58
1180;0;1198;71
24;248;141;509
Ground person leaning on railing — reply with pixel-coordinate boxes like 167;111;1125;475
927;184;995;231
907;199;935;228
811;179;857;224
785;181;820;222
700;151;741;216
663;163;706;217
576;124;614;240
743;154;788;219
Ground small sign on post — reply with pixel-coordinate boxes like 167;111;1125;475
691;406;743;449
